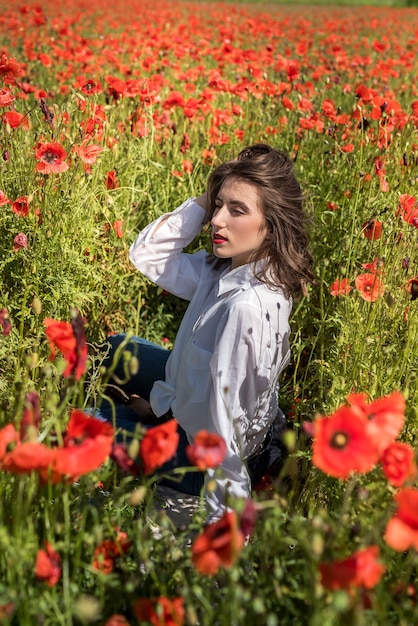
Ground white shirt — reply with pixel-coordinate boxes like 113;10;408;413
129;198;292;521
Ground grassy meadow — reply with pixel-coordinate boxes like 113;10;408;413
0;0;418;624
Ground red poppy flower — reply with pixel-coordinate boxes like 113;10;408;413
11;196;29;217
362;218;383;240
139;420;179;474
80;79;103;95
329;278;352;296
361;257;384;274
2;110;30;130
43;312;88;380
13;232;28;251
104;616;130;626
312;406;379;479
35;542;61;586
384;488;418;551
133;597;185;626
0;190;10;206
396;194;418;227
111;443;140;476
0;88;14;107
191;511;245;575
73;142;104;164
106;170;118;190
0;423;19;463
355;273;385;302
320;546;385;590
0;307;12;336
347;391;405;455
0;53;22;81
51;410;114;481
2;442;56;475
186;430;227;469
405;277;418;301
35;142;69;174
381;442;417;487
93;531;131;574
113;219;124;238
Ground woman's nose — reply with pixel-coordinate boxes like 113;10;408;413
211;206;226;227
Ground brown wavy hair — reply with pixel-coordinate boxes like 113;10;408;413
205;143;314;299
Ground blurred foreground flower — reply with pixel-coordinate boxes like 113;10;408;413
43;311;88;380
312;391;405;478
186;430;227;469
320;545;385;590
140;420;179;474
191;510;245;575
93;530;132;574
385;488;418;551
0;410;114;483
380;442;417;487
133;596;184;626
34;542;61;586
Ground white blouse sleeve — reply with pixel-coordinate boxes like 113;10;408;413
204;301;284;522
129;198;209;301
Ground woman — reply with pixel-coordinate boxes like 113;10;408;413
102;143;314;523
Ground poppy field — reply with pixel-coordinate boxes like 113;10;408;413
1;0;418;624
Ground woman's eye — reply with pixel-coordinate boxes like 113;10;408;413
232;208;245;215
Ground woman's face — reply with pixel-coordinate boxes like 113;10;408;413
211;177;268;269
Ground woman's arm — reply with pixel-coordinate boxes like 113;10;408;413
129;197;209;301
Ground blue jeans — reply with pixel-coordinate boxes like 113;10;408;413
97;334;205;496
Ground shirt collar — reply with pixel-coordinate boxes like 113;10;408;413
217;259;267;297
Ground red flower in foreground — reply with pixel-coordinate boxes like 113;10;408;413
186;430;227;469
93;531;131;574
191;511;245;575
381;442;417;487
34;542;61;586
133;597;185;626
0;423;19;462
312;405;379;479
329;278;352;296
362;218;383;240
43;312;88;380
104;616;130;626
2;110;31;130
355;273;385;302
35;142;69;174
385;488;418;551
1;411;114;482
347;391;405;455
140;419;179;474
51;409;114;481
320;546;385;591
